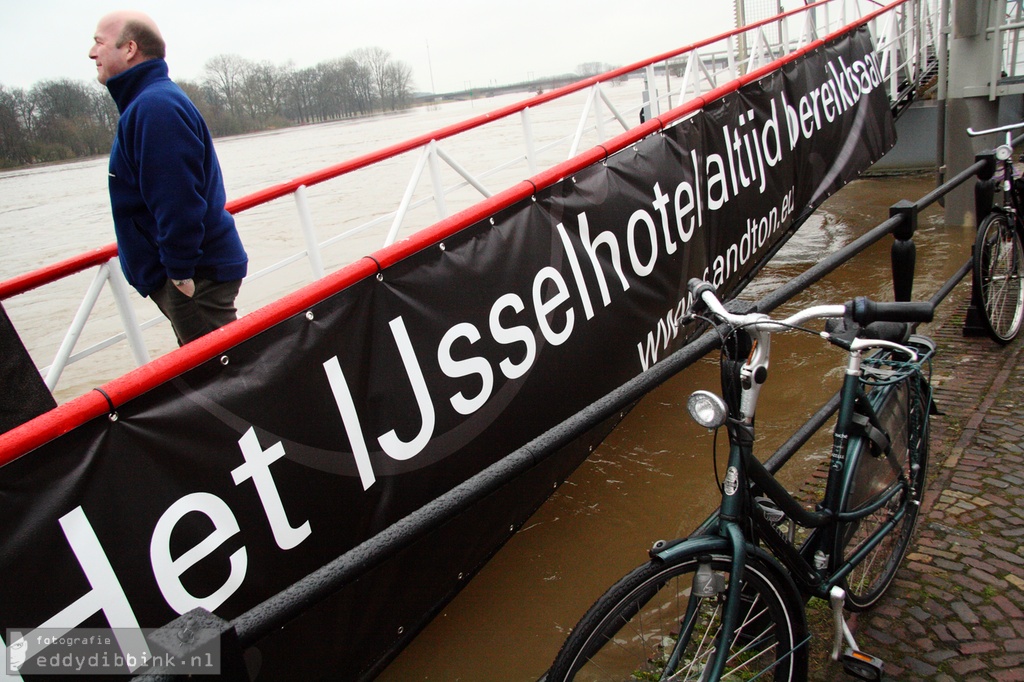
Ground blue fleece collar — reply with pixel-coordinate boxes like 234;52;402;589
106;59;170;114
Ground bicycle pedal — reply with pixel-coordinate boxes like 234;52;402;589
842;648;884;681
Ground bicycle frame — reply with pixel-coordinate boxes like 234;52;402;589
737;356;924;598
658;293;934;678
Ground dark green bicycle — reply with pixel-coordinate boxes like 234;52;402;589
548;279;935;681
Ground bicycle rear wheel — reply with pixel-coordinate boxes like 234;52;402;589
973;211;1024;343
836;370;929;611
547;549;808;681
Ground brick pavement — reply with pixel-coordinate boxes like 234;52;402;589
814;281;1024;680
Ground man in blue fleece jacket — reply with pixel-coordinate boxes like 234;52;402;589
90;10;247;345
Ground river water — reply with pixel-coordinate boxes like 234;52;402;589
0;87;976;680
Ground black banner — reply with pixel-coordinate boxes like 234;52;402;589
0;28;893;679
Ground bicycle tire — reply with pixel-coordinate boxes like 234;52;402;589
836;370;929;611
973;211;1024;344
547;548;808;681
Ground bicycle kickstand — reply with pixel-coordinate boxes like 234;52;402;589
829;586;884;681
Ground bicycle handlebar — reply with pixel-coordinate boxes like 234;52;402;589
687;279;934;329
966;123;1023;163
967;121;1024;137
847;297;933;325
686;280;927;423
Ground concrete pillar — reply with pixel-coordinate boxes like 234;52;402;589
944;0;999;227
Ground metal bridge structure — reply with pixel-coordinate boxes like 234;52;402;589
943;0;1024;222
0;0;948;411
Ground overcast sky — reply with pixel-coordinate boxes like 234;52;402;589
6;1;740;94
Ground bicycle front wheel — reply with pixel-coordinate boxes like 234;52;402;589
547;549;808;681
973;211;1024;343
837;372;929;611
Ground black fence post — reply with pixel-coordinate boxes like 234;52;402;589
890;200;917;302
965;151;998;336
974;150;997;223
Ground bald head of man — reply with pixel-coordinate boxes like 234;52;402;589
89;11;166;85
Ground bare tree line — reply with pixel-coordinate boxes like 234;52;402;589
0;47;414;169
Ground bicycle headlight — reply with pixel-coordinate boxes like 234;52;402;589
687;390;728;429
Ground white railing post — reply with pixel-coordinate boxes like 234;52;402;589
45;264;111;390
107;257;150;367
888;13;901;97
664;61;673;111
385;143;432;246
727;35;739;80
521;107;538;175
645;64;660;118
294;185;325;280
779;12;790;57
922;2;928;80
427;141;448;220
800;8;816;49
1009;3;1022;79
937;0;949;103
568;86;598;158
991;1;1004;101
